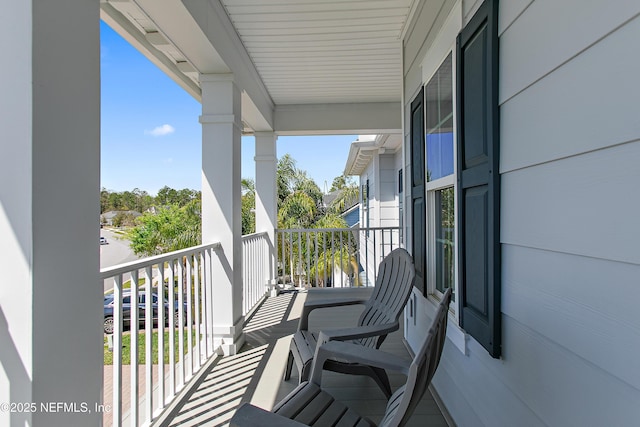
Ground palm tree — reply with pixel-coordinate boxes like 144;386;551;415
326;174;360;215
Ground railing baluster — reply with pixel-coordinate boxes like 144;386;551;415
306;232;311;287
129;270;139;427
144;266;153;423
314;232;319;286
194;252;202;369
323;233;327;287
382;228;386;259
339;231;344;287
365;229;369;287
157;263;165;410
373;230;377;286
112;274;122;427
186;255;193;380
206;248;214;357
297;231;302;287
280;231;284;280
201;252;209;358
167;260;175;397
177;259;185;390
288;232;293;285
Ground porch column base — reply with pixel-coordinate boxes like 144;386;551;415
213;318;246;356
267;279;279;297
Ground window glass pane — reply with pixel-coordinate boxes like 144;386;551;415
425;53;454;181
435;187;455;300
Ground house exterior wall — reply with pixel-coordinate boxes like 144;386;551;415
402;1;640;426
358;150;403;286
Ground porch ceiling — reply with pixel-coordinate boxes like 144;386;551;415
220;0;414;105
101;0;417;133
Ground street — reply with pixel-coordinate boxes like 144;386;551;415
100;228;141;292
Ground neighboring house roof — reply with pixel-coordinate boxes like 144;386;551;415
101;210;142;219
343;134;403;176
341;204;360;228
322;190;341;208
323;189;358;213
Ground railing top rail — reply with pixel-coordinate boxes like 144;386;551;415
276;226;400;233
100;241;221;279
241;231;269;241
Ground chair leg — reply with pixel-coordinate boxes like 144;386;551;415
370;367;392;399
284;351;294;381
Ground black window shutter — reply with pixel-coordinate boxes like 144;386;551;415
410;88;426;295
456;0;501;358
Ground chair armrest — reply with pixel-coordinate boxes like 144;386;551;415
298;297;368;331
316;322;399;345
231;403;308;427
310;340;411;386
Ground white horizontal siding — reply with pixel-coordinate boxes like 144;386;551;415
501;140;640;265
501;13;640;172
434;334;547;427
497;0;532;35
499;0;640;103
502;245;640;391
495;1;640;426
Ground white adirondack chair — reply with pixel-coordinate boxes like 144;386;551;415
231;288;453;427
284;248;416;397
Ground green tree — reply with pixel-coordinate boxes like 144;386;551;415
100;188;110;213
329;175;347;192
127;200;201;257
328;175;359;214
278;191;317;229
241;179;256;235
277;154;297;205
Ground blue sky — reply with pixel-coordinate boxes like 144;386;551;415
101;22;356;195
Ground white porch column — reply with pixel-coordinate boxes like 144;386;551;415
200;74;245;355
254;132;278;293
0;1;101;426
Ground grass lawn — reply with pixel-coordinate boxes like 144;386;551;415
104;328;197;365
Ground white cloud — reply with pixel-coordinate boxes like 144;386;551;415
145;124;175;137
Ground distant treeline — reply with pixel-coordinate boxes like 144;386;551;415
100;186;200;214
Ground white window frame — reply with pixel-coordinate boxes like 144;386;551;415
424;47;458;312
417;0;469;355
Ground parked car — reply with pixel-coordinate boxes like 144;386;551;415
103;290;188;334
100;236;108;245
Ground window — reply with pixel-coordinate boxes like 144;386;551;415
425;53;456;305
362;179;370;236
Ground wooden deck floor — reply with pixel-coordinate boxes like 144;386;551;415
160;288;448;427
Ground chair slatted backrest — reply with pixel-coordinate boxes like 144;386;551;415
356;248;415;349
379;287;452;427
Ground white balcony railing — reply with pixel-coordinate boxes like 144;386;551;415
101;236;273;427
242;232;270;316
276;226;401;288
101;243;221;427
